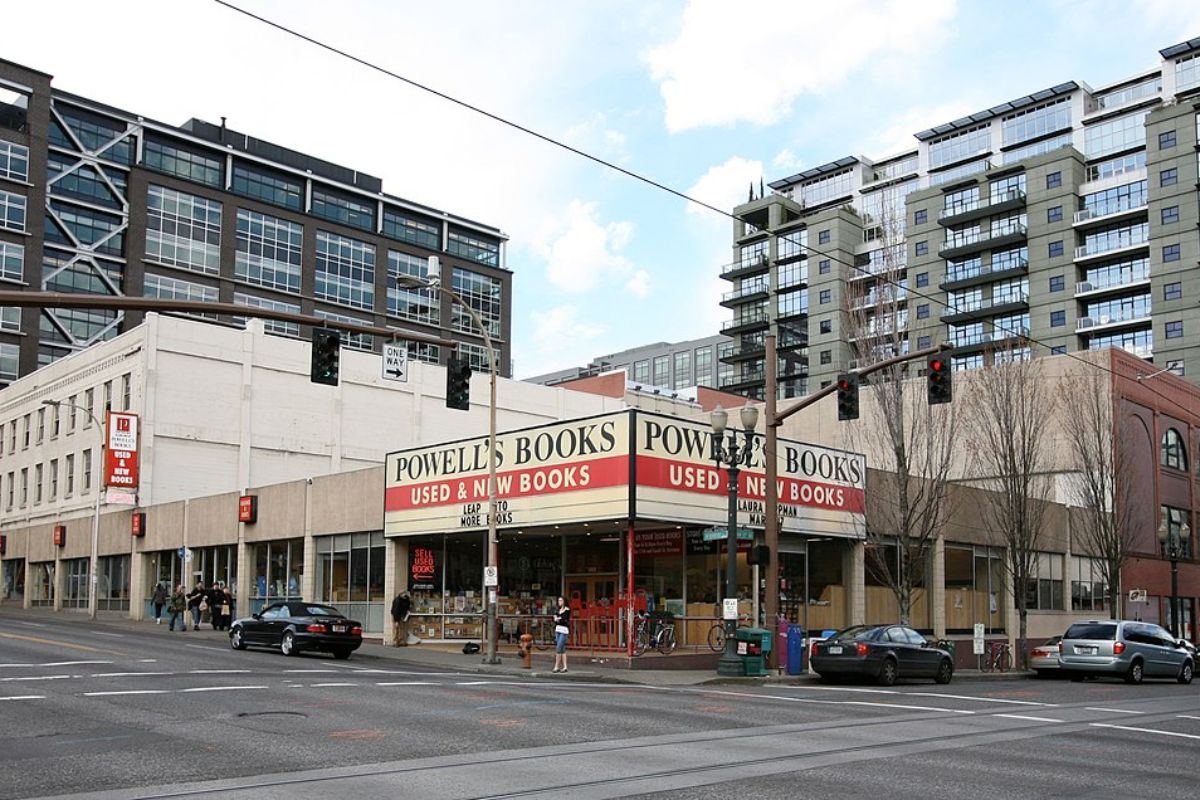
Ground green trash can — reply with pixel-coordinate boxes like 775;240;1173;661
735;627;771;677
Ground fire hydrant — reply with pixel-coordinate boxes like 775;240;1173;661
518;633;533;669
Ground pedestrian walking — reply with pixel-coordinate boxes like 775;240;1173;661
219;584;235;630
208;582;227;631
186;581;206;631
151;583;167;624
391;591;411;646
552;596;570;673
168;584;187;631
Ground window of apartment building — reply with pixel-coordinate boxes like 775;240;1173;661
1166;320;1184;339
1024;552;1064;611
19;467;27;507
68;395;77;431
83;449;92;492
145;185;222;275
818;259;830;274
915;272;928;288
447;230;501;268
632;360;650;384
451;268;503;339
231;162;303;212
121;374;131;410
0;342;16;383
386;251;439;326
143;136;223;187
1049;275;1064;292
943;186;979;216
1160;168;1178;187
235;209;303;294
311;186;374;232
819;350;831;365
817;230;830;245
914;209;927;225
1162;205;1180;225
50;404;59;438
672;350;692;390
383;208;441;251
5;470;11;509
1165;282;1183;301
1163;244;1181;262
914;240;928;256
1050;310;1066;328
1162;430;1188;472
21;413;29;448
694;347;713;387
1159;130;1177;149
36;408;45;444
819;289;831;304
917;335;931;349
0;190;27;232
0;141;29;182
1048;240;1064;258
0;241;23;283
103;381;112;412
819;320;831;334
1070;557;1109;613
48;459;57;501
312;309;372;352
315;231;375;310
1045;171;1062;189
7;420;14;453
916;303;930;319
65;453;74;497
84;389;93;426
929;125;990;169
144;273;218;318
1167;359;1185;376
1002;98;1070;147
652;355;668;387
1085;110;1150;158
1047;206;1063;223
33;464;41;504
993;277;1028;305
1051;346;1066;355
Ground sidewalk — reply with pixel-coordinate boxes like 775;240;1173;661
2;606;1034;687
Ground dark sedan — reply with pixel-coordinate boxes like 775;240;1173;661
229;601;363;659
810;624;954;686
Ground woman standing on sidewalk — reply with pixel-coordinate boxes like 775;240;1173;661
151;583;167;624
167;584;187;631
552;596;570;673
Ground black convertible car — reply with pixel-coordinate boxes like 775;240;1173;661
810;624;954;685
229;601;363;659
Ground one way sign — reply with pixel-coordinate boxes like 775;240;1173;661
382;343;408;383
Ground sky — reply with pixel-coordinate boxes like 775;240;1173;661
5;0;1200;378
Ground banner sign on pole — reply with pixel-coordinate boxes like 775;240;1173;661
104;411;140;491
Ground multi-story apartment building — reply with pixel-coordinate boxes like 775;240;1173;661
725;36;1200;397
0;58;511;383
525;334;733;397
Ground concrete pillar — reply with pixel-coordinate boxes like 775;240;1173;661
382;538;408;645
300;480;316;603
932;535;946;639
129;545;146;621
53;554;63;612
848;540;865;626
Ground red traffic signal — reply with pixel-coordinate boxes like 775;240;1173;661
927;354;952;405
836;372;860;421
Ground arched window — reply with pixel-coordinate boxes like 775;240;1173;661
1160;428;1188;471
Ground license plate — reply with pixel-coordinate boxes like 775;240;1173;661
1074;645;1096;655
332;625;346;633
828;645;843;655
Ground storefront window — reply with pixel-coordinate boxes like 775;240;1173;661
190;545;236;592
97;554;129;611
29;562;53;606
865;541;930;629
945;544;1005;634
2;559;24;600
498;534;561;614
251;538;303;613
633;529;684;616
63;557;89;609
315;532;386;631
808;539;847;633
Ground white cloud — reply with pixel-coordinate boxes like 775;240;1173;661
527;304;605;361
563;111;631;164
686;156;763;219
625;270;651;298
535;200;642;295
772;149;803;172
645;0;958;132
862;101;978;160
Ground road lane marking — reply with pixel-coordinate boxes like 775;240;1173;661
182;644;222;651
908;692;1056;707
284;669;341;674
375;681;441;686
995;713;1063;723
793;686;899;695
188;669;253;674
0;675;72;682
1177;714;1200;720
179;686;269;693
89;672;173;678
90;632;125;638
843;701;975;715
1092;723;1200;740
17;621;47;628
54;734;135;746
0;660;113;668
310;682;358;688
1085;707;1144;715
83;690;169;697
0;632;117;654
0;695;45;701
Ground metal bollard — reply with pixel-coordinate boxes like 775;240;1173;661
519;633;533;669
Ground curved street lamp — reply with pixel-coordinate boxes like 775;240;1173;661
1156;515;1189;638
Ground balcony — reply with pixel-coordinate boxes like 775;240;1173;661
1074;236;1149;263
720;281;770;307
1075;310;1152;333
937;189;1027;227
723;341;766;362
719;253;770;281
851;290;907;310
939;224;1027;259
950;326;1031;351
720;312;770;336
1072;196;1148;228
940;292;1029;324
1074;273;1152;298
940;256;1029;291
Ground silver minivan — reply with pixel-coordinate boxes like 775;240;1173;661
1058;620;1193;684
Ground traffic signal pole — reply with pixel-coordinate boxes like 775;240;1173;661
762;339;953;670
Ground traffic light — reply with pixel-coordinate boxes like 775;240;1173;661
927;353;952;405
445;354;472;410
310;328;341;386
836;372;859;421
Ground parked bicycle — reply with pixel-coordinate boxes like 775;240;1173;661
706;615;751;652
979;640;1011;672
633;612;676;656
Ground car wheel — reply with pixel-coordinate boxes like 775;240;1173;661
332;648;352;660
281;630;297;657
1179;660;1194;685
230;627;246;651
934;658;953;685
1125;659;1144;685
877;658;897;687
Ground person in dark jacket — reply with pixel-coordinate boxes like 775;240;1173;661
168;584;188;631
151;583;167;624
186;581;206;631
391;591;412;646
553;596;571;673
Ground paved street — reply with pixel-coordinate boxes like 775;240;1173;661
2;609;1198;799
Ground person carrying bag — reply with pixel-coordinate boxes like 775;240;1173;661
552;596;570;673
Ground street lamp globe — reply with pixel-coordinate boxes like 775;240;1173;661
710;405;728;435
739;404;759;432
1157;519;1170;545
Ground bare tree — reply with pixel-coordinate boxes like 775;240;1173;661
846;196;958;626
1062;365;1138;619
968;344;1056;668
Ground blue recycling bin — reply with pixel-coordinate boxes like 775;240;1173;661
786;624;805;675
